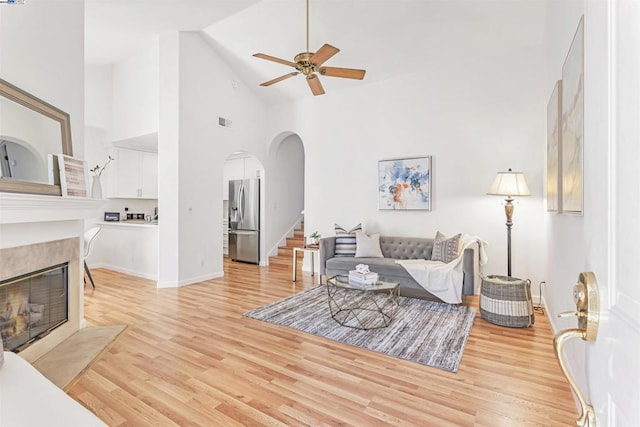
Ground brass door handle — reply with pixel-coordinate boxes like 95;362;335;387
553;272;600;427
558;311;585;317
558;310;587;318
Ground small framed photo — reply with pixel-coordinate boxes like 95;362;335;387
57;154;88;197
378;156;432;211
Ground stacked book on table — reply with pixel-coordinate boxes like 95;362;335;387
348;270;379;285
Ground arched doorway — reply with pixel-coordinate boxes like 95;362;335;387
0;137;46;182
266;133;305;262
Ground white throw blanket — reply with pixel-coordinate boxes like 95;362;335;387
395;235;488;304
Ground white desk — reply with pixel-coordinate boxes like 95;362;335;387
292;247;320;284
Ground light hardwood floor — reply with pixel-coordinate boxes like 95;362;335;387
69;260;577;426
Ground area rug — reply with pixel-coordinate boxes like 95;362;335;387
244;286;475;372
33;325;127;390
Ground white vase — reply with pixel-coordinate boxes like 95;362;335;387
91;175;102;199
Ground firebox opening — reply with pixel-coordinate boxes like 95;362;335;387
0;262;69;352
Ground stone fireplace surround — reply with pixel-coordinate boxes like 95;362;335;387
1;239;75;351
0;193;103;362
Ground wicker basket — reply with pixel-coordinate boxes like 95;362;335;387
480;274;534;327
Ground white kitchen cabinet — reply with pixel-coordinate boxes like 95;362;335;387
222;158;243;199
140;151;158;198
112;148;139;198
108;147;158;199
222;157;261;199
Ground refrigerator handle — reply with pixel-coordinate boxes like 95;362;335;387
240;183;245;223
234;183;239;221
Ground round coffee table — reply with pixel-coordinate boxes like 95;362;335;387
326;274;400;330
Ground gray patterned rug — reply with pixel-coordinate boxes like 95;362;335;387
244;286;476;372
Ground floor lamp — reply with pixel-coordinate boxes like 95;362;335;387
487;169;530;277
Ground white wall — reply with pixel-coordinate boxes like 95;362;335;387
84;65;114;224
0;0;85;159
266;45;548;285
157;31;268;286
87;224;158;280
542;0;585;323
85;65;113;130
111;44;159;142
158;32;181;286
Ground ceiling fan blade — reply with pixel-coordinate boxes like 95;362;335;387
310;44;340;66
319;67;366;80
306;74;325;96
253;53;298;68
260;72;299;87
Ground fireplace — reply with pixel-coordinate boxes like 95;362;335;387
1;193;103;362
0;235;82;360
0;263;69;352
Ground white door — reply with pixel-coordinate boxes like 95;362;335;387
583;1;640;425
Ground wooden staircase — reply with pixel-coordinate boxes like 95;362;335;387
268;223;305;270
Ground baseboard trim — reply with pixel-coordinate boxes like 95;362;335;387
157;271;224;288
89;262;157;281
89;263;224;288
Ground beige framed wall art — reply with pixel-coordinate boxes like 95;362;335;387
561;16;584;215
546;80;562;213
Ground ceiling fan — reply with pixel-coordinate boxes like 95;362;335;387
253;0;366;96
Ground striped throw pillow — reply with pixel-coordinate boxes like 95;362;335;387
431;231;462;263
334;223;362;257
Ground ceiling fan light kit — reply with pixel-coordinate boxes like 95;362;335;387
253;0;366;96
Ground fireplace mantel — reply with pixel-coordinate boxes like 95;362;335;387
0;193;104;224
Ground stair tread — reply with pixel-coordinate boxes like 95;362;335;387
270;220;319;267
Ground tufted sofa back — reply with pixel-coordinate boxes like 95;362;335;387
379;236;433;260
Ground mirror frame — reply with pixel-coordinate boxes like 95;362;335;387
0;78;73;196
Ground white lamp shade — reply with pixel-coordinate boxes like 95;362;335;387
487;169;531;197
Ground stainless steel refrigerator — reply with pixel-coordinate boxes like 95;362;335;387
228;178;260;264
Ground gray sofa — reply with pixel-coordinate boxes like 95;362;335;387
319;235;479;302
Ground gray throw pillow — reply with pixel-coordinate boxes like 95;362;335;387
334;223;362;257
431;231;462;263
354;231;384;258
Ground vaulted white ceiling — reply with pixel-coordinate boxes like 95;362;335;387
85;0;547;104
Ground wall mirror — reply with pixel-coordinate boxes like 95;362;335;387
0;78;73;196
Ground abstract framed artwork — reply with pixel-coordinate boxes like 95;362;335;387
561;16;584;215
546;80;562;213
378;156;431;211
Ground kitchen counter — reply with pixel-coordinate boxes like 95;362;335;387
97;220;158;228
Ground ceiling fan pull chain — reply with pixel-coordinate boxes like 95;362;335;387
306;0;310;53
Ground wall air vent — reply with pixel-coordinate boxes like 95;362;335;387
218;117;232;128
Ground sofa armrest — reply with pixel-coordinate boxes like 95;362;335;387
461;245;478;295
318;237;336;276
